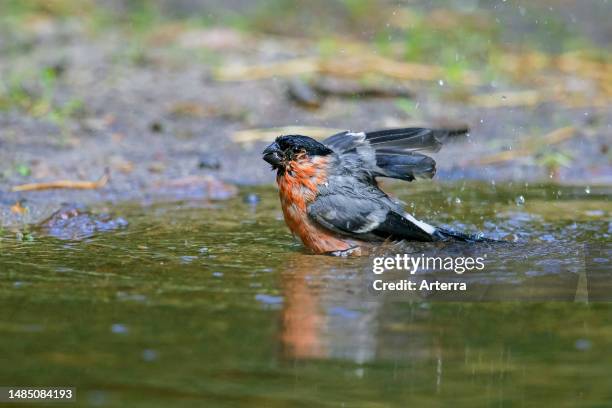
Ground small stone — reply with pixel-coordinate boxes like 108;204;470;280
39;204;128;241
287;79;323;109
150;122;163;133
148;162;166;173
198;154;221;170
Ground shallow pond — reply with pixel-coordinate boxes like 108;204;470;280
0;182;610;407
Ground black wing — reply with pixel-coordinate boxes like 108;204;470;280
323;127;467;182
307;192;435;242
323;127;468;154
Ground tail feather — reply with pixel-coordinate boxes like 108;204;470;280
433;227;498;243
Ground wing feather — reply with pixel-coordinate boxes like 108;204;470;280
323;127;468;154
307;192;435;242
322;127;468;182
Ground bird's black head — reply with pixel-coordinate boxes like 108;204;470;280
262;135;333;170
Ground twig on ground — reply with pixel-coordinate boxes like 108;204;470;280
217;58;318;81
11;169;110;192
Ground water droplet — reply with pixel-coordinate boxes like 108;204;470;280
255;294;284;306
515;195;525;206
212;271;223;277
116;292;147;302
329;306;361;319
88;391;108;406
575;339;592;351
244;193;260;205
438;79;445;86
111;324;129;334
142;349;158;361
585;186;591;194
180;256;197;264
480;119;484;124
454;197;462;205
585;210;604;217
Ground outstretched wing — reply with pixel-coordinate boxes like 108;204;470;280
323;127;468;154
307;191;435;242
322;127;467;182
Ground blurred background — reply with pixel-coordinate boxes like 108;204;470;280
0;0;610;220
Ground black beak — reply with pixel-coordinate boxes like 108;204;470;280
262;142;282;167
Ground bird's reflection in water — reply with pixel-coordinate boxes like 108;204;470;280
279;254;328;359
280;253;374;362
278;251;434;365
278;241;585;366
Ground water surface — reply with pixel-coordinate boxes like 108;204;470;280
0;182;610;407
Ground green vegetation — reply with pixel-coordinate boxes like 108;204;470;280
0;0;608;167
536;149;573;179
395;98;421;119
0;0;606;66
15;164;31;177
401;13;499;67
0;67;84;138
15;230;35;242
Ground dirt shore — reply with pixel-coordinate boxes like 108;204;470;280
1;14;610;228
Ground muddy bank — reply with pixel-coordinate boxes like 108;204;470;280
1;16;610;229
